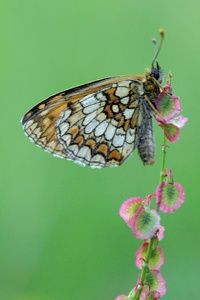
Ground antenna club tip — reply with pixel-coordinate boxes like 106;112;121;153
159;28;165;36
152;38;157;45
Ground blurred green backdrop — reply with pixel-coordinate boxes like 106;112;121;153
1;0;199;299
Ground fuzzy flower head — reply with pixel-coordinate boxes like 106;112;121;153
156;169;185;212
155;80;188;142
136;242;164;270
132;207;160;240
156;181;185;213
120;197;160;240
119;197;144;228
136;270;166;298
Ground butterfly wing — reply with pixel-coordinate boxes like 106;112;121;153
22;77;117;159
22;75;153;167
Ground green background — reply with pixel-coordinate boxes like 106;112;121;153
1;0;198;299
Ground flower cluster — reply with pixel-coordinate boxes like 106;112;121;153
118;176;184;299
116;78;187;299
155;81;188;142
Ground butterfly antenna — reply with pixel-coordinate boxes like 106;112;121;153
152;29;165;67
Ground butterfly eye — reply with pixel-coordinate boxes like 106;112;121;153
151;63;163;83
151;67;160;80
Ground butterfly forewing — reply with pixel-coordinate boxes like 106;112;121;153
22;73;160;167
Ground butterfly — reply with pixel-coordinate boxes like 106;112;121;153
21;30;165;168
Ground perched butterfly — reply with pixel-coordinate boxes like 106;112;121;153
22;30;165;168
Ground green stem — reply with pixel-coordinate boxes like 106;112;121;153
160;134;167;184
132;237;155;300
132;134;167;300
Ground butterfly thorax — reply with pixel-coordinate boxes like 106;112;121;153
142;70;162;105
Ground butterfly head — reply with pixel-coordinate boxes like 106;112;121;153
151;61;163;83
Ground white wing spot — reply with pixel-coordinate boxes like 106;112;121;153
67;144;79;156
33;127;42;139
115;86;129;98
38;137;47;145
112;105;120;113
60;133;72;147
95;120;109;137
126;128;136;143
83;103;101;114
47;140;57;150
120;97;129;105
116;127;125;135
25;119;34;128
117;81;131;87
59;122;70;136
91;154;106;165
85;119;99;134
113;133;125;147
123;108;135;120
67;111;83;125
122;142;134;156
83;111;97;126
96;112;107;122
105;123;116;140
96;92;107;101
59;109;72;122
81;95;99;107
77;146;91;161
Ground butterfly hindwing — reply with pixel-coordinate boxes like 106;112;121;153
22;74;158;167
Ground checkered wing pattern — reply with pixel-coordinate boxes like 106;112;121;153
22;75;156;167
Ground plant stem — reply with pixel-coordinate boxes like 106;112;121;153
132;134;167;300
160;134;167;184
132;236;155;300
